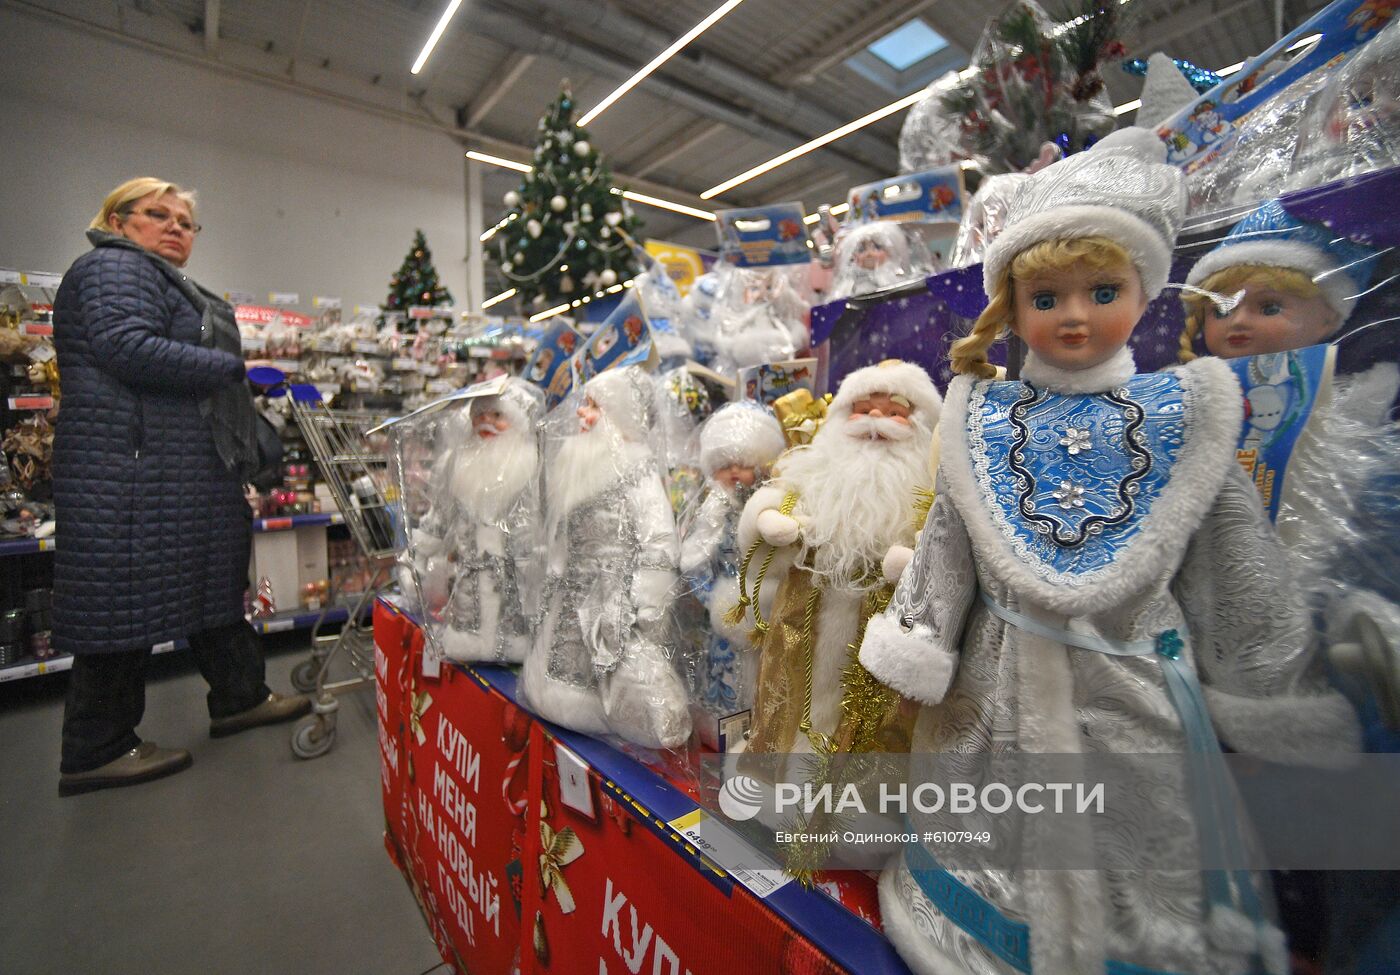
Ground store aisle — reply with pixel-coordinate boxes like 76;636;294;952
0;645;443;975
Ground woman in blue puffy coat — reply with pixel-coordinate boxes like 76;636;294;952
53;177;308;797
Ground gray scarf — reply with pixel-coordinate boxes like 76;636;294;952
86;230;259;479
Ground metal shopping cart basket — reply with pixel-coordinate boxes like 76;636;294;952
282;385;403;759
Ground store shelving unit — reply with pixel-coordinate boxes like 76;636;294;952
0;512;358;684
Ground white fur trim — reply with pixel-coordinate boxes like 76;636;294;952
1020;346;1136;393
737;484;788;554
699;405;785;477
517;642;610;736
709;576;752;645
1201;685;1361;768
1207;905;1258;953
939;357;1243;616
875;863;976;975
829;360;943;423
1186;239;1358;320
858;614;956;705
1259;921;1290;975
1094;126;1171;161
984;204;1174;300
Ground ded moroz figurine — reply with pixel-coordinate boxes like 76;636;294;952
858;129;1360;975
518;365;692;750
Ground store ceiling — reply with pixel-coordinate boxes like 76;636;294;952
21;0;1335;253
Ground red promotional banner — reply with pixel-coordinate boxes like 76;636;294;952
373;601;880;975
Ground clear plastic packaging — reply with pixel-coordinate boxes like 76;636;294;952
898;72;967;174
677;270;722;366
707;264;810;377
394;378;546;666
516;365;693;750
948;172;1030;268
1286;16;1400;194
652;366;717;521
828;222;933;300
675;403;787;750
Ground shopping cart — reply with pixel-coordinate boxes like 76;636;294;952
281;386;402;759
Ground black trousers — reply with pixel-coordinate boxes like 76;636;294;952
59;619;271;773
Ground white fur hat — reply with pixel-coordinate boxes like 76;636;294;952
982;127;1187;300
475;377;545;429
583;365;655;443
698;403;786;476
1185;197;1379;321
828;360;942;423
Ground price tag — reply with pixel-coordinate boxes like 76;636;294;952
8;395;54;411
352;340;381;354
468;347;491;358
226;290;259;305
262;617;295;634
23;271;62;289
19;321;53;337
391;357;417;371
667;809;792;898
153;640;176;652
268;292;299;306
28;344;56;363
0;268;20;285
408;305;434;320
313;296;342;309
425;379;455;394
418;363;440;377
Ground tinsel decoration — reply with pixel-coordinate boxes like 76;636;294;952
490;84;643;310
1122;56;1222;93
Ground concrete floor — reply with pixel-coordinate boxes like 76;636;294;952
0;639;444;975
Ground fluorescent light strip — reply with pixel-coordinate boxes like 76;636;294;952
466;150;532;172
411;0;466;75
802;202;851;225
482;288;515;309
701;90;925;199
619;189;715;221
1113;34;1322;115
529;303;572;323
480;214;516;243
579;0;749;126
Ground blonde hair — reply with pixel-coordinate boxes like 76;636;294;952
950;236;1136;377
1178;264;1325;362
90;177;197;232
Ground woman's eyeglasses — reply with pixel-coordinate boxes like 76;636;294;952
124;206;202;235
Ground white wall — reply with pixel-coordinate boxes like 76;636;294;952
0;9;469;312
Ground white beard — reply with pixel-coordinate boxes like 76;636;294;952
776;412;932;592
546;416;650;521
448;426;538;526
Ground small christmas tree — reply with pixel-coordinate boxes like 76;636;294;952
383;230;454;317
493;84;643;311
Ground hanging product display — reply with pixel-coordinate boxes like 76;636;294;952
857;128;1361;975
517;365;691;750
492;85;643;310
900;0;1124;175
675;403;786;751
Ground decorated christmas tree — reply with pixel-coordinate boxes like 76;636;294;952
493;85;643;311
383;230;454;316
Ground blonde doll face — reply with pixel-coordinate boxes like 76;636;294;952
1011;261;1147;372
1203;285;1339;358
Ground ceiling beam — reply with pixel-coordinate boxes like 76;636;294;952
516;0;899;173
627;121;727;180
779;0;935;85
464;52;535;129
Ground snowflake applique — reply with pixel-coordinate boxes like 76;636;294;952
1053;480;1086;510
1058;427;1092;455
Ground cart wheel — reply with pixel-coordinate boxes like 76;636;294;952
290;659;320;694
291;716;336;760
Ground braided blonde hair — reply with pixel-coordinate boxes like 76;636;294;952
951;236;1136;377
1179;264;1327;362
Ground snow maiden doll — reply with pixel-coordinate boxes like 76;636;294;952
858;130;1360;975
518;366;692;750
677;402;786;749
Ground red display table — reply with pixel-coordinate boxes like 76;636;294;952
373;597;913;974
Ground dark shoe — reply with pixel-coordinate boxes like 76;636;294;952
209;692;312;739
59;742;193;797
